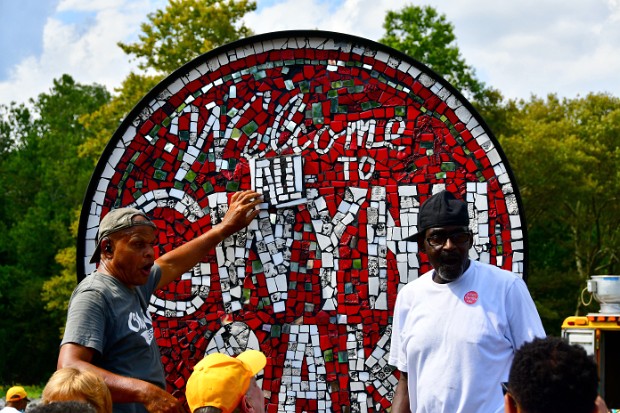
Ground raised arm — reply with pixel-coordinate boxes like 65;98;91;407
58;343;184;413
155;190;262;289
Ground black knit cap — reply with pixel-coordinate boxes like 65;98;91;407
405;190;469;241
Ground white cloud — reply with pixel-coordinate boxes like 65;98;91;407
2;0;620;105
245;0;332;33
244;0;392;41
445;0;620;98
58;0;121;11
608;0;620;21
0;0;161;105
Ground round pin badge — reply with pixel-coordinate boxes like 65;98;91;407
464;290;479;304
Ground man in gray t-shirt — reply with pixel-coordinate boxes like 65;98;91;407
58;190;262;413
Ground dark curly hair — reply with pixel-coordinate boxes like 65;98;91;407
508;336;598;413
28;401;97;413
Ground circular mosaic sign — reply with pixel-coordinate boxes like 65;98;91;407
78;30;527;412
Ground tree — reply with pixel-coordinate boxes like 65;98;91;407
118;0;256;74
0;75;110;383
379;4;487;102
41;213;81;337
79;72;163;161
497;93;620;333
0;103;32;155
0;103;37;262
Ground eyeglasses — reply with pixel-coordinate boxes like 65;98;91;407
426;230;471;248
501;382;510;395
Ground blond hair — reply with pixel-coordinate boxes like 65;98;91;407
42;368;112;413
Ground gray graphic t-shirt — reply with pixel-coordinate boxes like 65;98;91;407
62;266;165;413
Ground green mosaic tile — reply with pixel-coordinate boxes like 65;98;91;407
252;260;263;273
185;170;197;182
441;162;456;172
202;181;214;194
226;181;239;191
242;121;258;135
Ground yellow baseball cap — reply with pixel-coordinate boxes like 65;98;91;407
186;350;266;413
6;386;29;402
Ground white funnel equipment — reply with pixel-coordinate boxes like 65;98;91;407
587;276;620;314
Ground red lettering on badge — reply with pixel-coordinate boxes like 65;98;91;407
464;291;478;304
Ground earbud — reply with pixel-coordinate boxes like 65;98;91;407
103;238;112;253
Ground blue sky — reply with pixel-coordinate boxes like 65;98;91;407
0;0;59;79
1;0;620;105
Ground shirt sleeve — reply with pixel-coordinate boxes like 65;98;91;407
61;289;108;354
388;289;408;372
505;277;546;349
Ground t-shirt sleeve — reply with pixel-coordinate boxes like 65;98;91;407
388;289;408;372
61;289;108;354
506;277;546;349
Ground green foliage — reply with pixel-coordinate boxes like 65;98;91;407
471;88;519;138
41;247;78;323
0;103;33;155
118;0;256;74
79;72;163;163
41;209;82;338
0;75;110;383
496;93;620;330
379;4;486;102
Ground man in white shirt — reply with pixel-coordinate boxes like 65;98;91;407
389;190;545;413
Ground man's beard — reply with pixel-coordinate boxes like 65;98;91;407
434;257;468;283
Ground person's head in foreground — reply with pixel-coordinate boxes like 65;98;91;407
28;401;97;413
413;190;473;283
42;368;112;413
186;349;266;413
504;336;599;413
4;386;29;412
